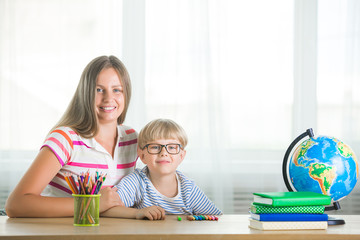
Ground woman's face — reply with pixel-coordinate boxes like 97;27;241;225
95;67;125;125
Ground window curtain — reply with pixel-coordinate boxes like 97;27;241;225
1;0;359;213
0;0;123;208
134;0;294;213
317;0;360;142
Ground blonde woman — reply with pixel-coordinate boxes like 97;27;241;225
6;56;138;217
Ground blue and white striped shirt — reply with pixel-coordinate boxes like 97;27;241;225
115;167;222;215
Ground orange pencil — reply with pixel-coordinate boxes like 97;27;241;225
64;175;76;194
69;175;79;194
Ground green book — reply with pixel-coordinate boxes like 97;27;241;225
250;204;325;214
253;191;331;207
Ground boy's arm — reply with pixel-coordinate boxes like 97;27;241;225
103;173;165;220
101;205;166;220
189;184;223;215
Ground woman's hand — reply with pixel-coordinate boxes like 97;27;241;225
99;187;124;213
5;147;72;217
136;206;165;220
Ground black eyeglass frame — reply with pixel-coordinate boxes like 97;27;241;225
141;143;183;155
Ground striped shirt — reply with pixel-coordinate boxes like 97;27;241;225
115;167;222;215
41;125;138;197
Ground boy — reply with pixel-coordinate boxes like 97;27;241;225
101;118;222;220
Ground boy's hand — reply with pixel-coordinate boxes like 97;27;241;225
136;206;165;220
99;187;124;213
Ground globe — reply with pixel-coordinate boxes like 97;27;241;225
283;129;359;204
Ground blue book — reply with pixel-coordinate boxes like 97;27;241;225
250;212;328;221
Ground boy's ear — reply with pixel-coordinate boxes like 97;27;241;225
179;149;186;163
137;146;147;164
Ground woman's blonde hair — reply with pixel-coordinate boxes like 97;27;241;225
138;119;188;149
53;55;131;138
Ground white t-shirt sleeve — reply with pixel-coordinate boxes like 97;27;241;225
115;172;141;207
41;127;74;166
188;183;223;215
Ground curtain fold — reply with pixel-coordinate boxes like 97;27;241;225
142;0;294;213
0;0;359;213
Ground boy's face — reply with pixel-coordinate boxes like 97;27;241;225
138;139;186;177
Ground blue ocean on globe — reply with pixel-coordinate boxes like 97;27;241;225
289;136;358;202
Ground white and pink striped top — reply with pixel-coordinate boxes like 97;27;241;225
40;125;138;197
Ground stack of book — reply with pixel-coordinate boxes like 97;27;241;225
249;191;331;230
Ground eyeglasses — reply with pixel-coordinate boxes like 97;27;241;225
142;143;183;155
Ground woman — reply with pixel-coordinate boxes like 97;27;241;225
5;56;138;217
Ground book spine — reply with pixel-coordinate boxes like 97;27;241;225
250;204;325;214
253;213;328;221
273;197;331;207
249;219;328;230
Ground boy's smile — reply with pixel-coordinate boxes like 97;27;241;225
156;159;171;164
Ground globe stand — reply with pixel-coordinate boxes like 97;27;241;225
325;202;345;225
282;128;345;226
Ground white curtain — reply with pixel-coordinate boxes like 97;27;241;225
1;0;359;213
135;0;294;213
0;0;123;207
317;0;360;141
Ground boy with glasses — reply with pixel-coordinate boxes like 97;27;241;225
101;118;222;220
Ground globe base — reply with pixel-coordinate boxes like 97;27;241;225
328;216;345;225
325;201;341;211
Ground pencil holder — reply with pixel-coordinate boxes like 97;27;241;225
73;194;101;226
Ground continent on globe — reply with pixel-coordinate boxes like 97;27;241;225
288;136;358;202
309;163;336;194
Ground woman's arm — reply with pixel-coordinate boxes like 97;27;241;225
5;147;124;217
5;147;73;217
101;205;165;220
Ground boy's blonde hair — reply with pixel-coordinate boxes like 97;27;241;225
138;119;188;149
